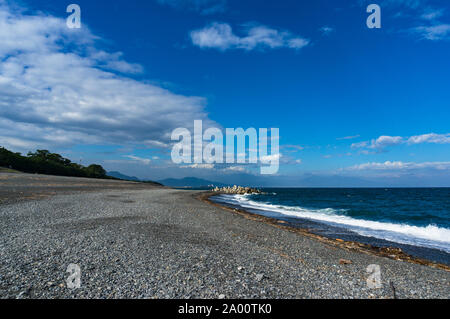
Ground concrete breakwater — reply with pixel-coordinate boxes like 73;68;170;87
212;185;262;195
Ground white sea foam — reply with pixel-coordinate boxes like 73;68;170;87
217;194;450;253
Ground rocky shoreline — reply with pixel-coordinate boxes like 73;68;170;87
202;192;450;272
1;173;449;298
212;185;262;195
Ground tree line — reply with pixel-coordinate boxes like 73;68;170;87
0;147;110;179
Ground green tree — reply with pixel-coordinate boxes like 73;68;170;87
84;164;106;178
1;146;109;180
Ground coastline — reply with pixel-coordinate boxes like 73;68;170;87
199;192;450;272
1;173;449;298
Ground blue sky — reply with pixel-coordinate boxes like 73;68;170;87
0;0;449;186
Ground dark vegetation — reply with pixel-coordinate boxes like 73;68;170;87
0;147;110;179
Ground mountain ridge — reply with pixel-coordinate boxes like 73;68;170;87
158;177;228;188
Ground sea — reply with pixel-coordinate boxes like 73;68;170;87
210;188;450;265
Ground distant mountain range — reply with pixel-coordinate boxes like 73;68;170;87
107;171;140;181
106;171;449;188
157;177;228;188
107;172;225;188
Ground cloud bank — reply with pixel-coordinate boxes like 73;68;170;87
351;133;450;152
360;0;450;41
348;161;450;171
0;2;216;152
190;22;310;51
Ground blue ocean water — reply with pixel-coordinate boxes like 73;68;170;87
211;188;450;264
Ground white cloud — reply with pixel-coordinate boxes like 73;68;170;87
260;153;281;163
181;164;215;169
0;2;216;152
190;22;309;51
421;9;444;21
337;135;360;140
397;3;450;41
348;161;450;171
361;0;450;41
351;141;368;149
407;133;450;144
369;136;404;149
411;24;450;40
225;166;247;172
350;133;450;152
319;26;334;35
351;136;403;151
124;155;152;165
382;0;422;9
287;38;309;49
281;144;304;152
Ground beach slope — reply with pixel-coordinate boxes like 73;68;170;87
0;173;448;298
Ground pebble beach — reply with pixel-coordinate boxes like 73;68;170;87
0;173;448;299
